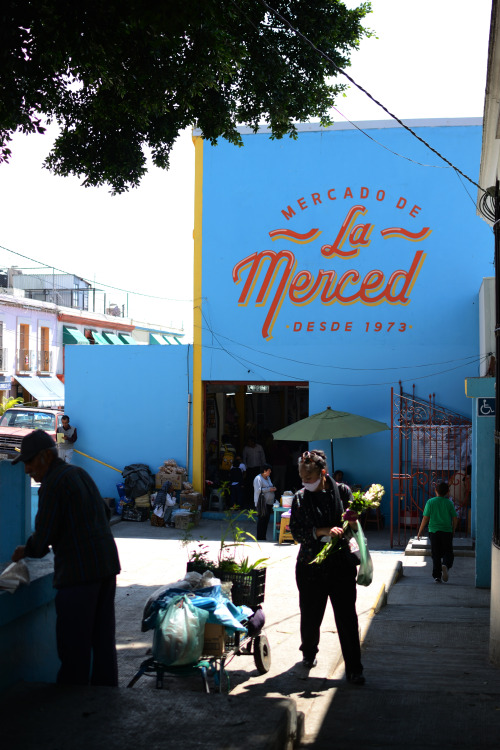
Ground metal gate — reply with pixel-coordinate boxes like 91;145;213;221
390;386;472;547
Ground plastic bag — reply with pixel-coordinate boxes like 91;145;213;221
0;560;30;593
152;595;209;666
350;526;373;586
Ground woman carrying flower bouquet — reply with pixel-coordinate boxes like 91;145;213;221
289;449;365;684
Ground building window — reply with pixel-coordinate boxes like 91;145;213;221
19;323;31;370
39;326;50;371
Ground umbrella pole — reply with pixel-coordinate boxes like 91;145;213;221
330;439;334;474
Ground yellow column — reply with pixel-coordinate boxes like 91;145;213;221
192;134;204;493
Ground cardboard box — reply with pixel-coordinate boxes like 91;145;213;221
156;473;185;491
174;513;192;530
180;495;200;513
203;623;226;656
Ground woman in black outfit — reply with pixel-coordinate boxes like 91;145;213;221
289;449;365;684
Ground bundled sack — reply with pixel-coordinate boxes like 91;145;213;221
152;595;209;666
122;463;154;500
0;560;30;593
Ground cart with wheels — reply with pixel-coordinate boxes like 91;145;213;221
127;567;270;693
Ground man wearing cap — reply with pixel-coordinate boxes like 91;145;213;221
11;430;121;686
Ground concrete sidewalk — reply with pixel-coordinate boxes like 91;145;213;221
3;518;499;748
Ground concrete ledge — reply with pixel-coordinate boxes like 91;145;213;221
405;536;475;557
1;683;302;750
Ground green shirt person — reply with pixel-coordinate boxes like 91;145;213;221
417;482;458;583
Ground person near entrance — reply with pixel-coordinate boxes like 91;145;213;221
56;414;77;463
289;449;364;684
417;481;457;583
253;464;276;540
243;436;266;505
11;430;121;686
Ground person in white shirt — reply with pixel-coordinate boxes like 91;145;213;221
253;464;276;540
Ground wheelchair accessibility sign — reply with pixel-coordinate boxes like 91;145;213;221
478;398;495;417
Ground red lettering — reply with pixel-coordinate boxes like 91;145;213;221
327;189;336;200
396;197;407;209
359;270;385;303
307;322;314;331
335;270;361;303
293;322;302;331
331;322;340;331
289;271;325;304
281;205;296;220
320;321;326;331
385;251;426;303
376;190;385;201
319;270;337;304
321;205;369;259
311;193;322;205
232;250;296;340
409;204;421;218
344;187;353;199
345;322;353;331
349;222;373;249
298;197;308;211
360;187;369;198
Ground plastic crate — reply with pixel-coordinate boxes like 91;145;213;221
186;563;266;607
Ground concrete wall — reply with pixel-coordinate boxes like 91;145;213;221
491;542;500;666
64;344;192;499
465;377;495;587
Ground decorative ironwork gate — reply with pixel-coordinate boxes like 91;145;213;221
390;386;472;547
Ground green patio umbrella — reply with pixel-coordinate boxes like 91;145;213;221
272;406;390;473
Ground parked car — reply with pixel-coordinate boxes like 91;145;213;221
0;406;65;459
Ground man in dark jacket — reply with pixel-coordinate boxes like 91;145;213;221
11;430;121;686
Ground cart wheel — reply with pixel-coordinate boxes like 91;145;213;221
254;634;271;674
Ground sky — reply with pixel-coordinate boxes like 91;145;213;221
0;1;493;340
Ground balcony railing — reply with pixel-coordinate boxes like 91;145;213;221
38;350;52;373
16;349;34;372
0;347;7;371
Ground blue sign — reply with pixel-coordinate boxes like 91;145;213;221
478;398;495;417
0;382;11;390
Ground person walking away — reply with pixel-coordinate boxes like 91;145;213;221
56;414;77;463
230;456;244;507
253;463;276;540
417;481;458;583
11;430;121;686
243;436;266;506
289;449;364;684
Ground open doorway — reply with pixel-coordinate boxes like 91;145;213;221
204;381;309;503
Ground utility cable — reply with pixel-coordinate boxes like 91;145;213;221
256;0;484;193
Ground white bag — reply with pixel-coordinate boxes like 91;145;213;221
0;560;30;593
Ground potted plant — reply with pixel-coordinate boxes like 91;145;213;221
185;505;269;606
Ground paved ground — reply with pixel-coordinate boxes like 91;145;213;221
4;516;500;748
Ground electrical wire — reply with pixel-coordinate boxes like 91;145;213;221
254;0;485;193
201;340;489;388
195;320;488;372
0;243;193;303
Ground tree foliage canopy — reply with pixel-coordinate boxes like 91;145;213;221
0;1;372;192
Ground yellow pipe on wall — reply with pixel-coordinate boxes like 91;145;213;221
74;449;122;473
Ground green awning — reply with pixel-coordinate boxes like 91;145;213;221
173;336;183;345
162;335;172;345
63;326;90;345
103;332;124;345
149;333;167;345
118;332;135;344
91;331;109;345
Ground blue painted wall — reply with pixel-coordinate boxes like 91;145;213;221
466;377;495;587
64;345;192;499
198;121;491;501
0;461;58;690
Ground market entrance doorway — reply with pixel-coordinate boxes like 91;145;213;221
204;381;309;502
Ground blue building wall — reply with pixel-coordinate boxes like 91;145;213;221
0;461;58;690
197;120;491;501
65;345;192;499
466;377;495;587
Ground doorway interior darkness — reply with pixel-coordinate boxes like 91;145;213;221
204;381;309;486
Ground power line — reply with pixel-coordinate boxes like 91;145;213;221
195;321;485;372
0;243;193;303
255;0;484;193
